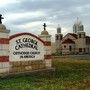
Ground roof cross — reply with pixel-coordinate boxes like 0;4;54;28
43;23;47;30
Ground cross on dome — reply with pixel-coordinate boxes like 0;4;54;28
43;23;47;31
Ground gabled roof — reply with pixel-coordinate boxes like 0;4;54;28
68;33;77;39
86;36;90;45
62;38;75;44
61;33;77;43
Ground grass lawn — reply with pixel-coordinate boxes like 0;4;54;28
0;56;90;90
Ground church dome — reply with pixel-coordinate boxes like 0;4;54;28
41;30;49;35
74;17;83;26
74;21;82;26
0;24;6;31
73;17;84;34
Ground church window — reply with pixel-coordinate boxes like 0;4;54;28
75;26;77;33
73;25;77;33
56;35;58;40
79;48;82;52
79;34;81;38
69;46;72;51
64;45;66;48
60;35;62;40
80;25;84;31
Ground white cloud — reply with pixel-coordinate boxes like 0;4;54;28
16;22;42;29
0;0;18;6
4;11;45;22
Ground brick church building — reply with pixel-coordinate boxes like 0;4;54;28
55;18;90;55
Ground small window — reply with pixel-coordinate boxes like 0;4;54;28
79;34;81;38
79;48;82;52
69;46;72;51
56;35;58;40
64;45;66;48
60;35;62;40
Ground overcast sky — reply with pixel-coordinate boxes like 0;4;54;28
0;0;90;41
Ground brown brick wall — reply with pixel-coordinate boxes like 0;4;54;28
9;60;46;73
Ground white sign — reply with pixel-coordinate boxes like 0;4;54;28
10;33;45;61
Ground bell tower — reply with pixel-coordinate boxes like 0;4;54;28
73;18;86;54
73;17;84;34
55;24;63;54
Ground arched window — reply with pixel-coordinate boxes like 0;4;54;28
79;48;82;52
56;35;58;40
79;34;81;38
80;25;84;31
60;35;62;40
73;25;77;33
69;46;72;51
